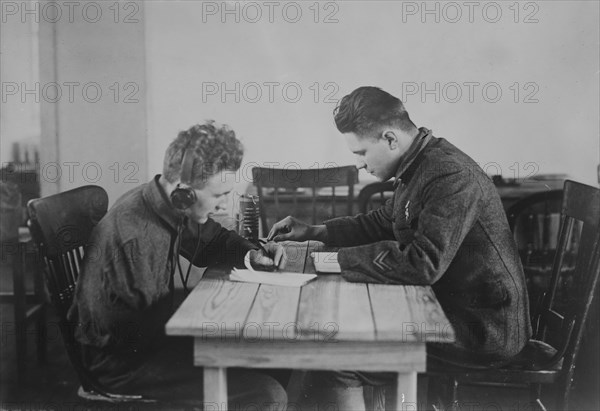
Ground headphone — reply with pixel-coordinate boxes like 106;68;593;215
168;139;203;294
170;141;197;210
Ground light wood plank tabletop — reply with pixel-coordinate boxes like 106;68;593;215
166;241;455;410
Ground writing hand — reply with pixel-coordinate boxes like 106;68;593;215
247;241;287;271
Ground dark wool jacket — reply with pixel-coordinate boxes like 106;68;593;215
325;128;532;365
68;175;256;381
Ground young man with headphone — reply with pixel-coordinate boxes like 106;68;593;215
68;121;288;409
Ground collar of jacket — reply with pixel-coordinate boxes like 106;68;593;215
143;174;186;232
393;127;433;187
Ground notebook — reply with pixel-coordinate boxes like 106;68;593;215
230;269;317;287
311;252;341;273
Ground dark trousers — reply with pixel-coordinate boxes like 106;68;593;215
85;338;288;410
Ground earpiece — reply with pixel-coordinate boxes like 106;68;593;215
170;142;197;210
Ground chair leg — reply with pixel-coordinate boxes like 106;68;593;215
528;384;546;411
13;245;27;383
535;399;547;411
14;322;26;383
450;378;460;411
36;305;47;363
33;254;47;364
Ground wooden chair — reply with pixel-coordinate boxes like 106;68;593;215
357;181;395;214
506;190;570;315
431;180;600;411
27;185;153;403
252;165;359;235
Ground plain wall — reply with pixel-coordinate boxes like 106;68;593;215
1;1;149;201
145;1;599;195
1;15;40;164
38;2;148;200
2;1;599;204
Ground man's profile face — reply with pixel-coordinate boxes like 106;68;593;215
344;132;400;181
186;170;235;224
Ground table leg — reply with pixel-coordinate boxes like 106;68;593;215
204;367;227;410
395;371;418;411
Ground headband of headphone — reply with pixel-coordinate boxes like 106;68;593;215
170;141;197;210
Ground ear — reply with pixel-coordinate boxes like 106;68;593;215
382;130;399;150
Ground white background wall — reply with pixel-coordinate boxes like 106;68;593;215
1;16;39;163
1;1;599;204
145;1;599;194
2;1;149;201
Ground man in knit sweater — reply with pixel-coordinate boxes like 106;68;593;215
269;87;531;409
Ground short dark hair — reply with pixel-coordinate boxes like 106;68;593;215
163;120;243;186
333;86;416;137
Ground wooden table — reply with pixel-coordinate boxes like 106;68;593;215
165;241;455;410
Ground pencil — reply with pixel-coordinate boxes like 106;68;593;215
258;238;279;271
257;238;269;255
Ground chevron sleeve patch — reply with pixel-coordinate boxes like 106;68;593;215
373;250;393;272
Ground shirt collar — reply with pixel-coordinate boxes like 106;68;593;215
393;127;433;187
142;174;185;232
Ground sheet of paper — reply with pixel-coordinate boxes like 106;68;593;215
230;269;317;287
311;252;341;273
